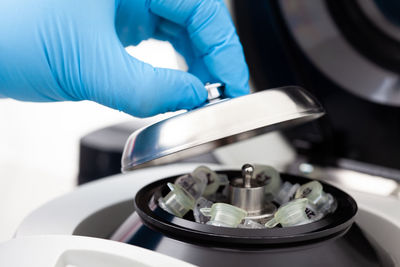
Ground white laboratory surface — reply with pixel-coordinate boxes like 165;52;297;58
0;235;195;267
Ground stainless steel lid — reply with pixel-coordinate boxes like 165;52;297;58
122;86;324;172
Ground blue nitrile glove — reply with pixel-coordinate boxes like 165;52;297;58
0;0;249;117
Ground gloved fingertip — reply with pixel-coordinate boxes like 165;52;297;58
134;67;208;116
225;82;250;98
225;85;250;98
177;72;208;109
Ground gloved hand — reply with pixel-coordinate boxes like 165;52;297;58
0;0;249;117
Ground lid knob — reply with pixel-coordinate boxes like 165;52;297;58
205;82;224;101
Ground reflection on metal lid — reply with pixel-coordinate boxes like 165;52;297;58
122;86;324;172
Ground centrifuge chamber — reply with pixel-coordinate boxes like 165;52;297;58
16;164;400;266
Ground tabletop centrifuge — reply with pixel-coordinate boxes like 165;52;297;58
9;86;400;267
3;0;400;265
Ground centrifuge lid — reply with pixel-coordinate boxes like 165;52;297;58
122;86;324;172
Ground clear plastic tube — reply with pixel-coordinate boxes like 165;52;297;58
265;198;310;228
201;203;247;228
158;183;195;218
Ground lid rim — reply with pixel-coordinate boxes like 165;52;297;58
122;86;325;171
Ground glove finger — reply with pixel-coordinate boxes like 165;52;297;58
129;59;208;117
148;0;250;97
115;0;158;47
155;20;214;83
81;38;207;117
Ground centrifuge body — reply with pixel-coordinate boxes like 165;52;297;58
16;164;400;266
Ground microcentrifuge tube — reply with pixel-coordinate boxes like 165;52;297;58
200;203;247;228
193;197;213;224
192;166;229;198
175;173;207;200
253;164;282;199
295;181;337;216
158;183;195;218
239;219;265;229
265;198;310;228
274;181;300;205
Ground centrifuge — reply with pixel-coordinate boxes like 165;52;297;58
13;163;400;266
4;0;400;265
11;86;400;266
